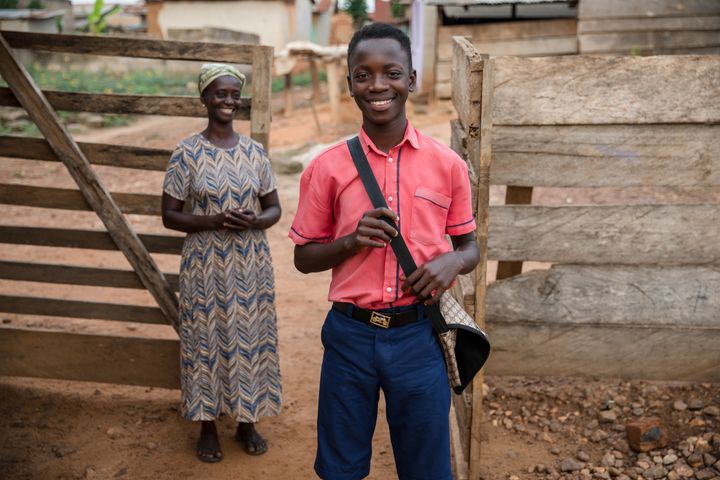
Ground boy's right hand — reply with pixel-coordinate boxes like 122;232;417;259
345;207;398;252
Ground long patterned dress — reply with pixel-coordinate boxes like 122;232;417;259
163;133;282;422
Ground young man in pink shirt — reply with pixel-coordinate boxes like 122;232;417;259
289;23;479;480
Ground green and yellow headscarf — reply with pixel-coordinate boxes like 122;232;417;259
198;63;246;95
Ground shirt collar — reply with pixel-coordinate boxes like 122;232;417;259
358;119;420;156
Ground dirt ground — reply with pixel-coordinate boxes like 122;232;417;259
0;92;718;480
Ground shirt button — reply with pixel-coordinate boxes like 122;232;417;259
388;157;393;163
386;287;392;292
388;196;393;202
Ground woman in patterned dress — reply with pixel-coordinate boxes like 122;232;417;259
161;64;282;463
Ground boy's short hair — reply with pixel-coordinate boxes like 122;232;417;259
347;23;413;72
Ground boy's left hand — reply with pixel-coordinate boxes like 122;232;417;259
401;252;463;305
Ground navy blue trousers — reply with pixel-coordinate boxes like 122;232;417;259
314;305;452;480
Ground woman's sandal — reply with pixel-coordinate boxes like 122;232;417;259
235;424;268;456
196;429;223;463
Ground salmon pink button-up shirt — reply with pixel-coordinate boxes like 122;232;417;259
289;121;476;309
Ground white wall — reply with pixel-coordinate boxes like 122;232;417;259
157;1;290;50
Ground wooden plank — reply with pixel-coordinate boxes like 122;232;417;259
450;400;469;480
579;31;720;54
326;59;342;125
283;73;294;117
495;186;532;280
579;0;720;19
2;30;256;64
488;204;720;265
440;19;577;43
485;265;720;381
491;55;720;125
450;119;478;209
0;87;251;119
0;295;167;324
634;46;720;54
451;36;483;139
452;389;472;464
491;124;720;187
0;328;180;389
250;45;273;150
0;260;179;291
487;265;720;328
0;184;162;216
0;136;171;171
473;36;578;57
0;226;184;255
484;322;720;381
450;118;468;159
441;35;576;60
468;52;493;480
578;16;720;33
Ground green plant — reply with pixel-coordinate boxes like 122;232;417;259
390;0;406;19
0;65;200;132
271;70;328;93
102;113;130;127
344;0;368;29
0;0;18;8
27;0;44;9
1;64;198;96
84;0;122;34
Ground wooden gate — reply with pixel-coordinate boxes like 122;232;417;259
448;37;720;478
0;31;272;389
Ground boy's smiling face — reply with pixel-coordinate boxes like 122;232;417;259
347;37;416;127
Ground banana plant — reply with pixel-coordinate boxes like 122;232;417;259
84;0;122;34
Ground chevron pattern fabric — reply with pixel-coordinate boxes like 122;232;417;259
163;134;282;422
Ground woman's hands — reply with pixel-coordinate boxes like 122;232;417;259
217;190;282;231
220;209;261;230
343;207;399;253
162;190;281;234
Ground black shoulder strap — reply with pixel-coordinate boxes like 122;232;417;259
347;136;448;333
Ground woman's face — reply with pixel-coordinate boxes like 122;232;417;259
202;75;243;124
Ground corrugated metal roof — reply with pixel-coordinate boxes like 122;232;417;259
0;8;65;20
424;0;570;6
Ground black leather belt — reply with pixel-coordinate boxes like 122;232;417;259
332;302;419;329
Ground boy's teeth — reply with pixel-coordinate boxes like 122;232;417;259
371;99;391;106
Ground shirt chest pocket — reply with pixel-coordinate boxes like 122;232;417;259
410;186;451;245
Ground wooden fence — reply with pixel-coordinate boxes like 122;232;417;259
578;0;720;55
435;18;577;98
448;37;720;478
0;31;273;389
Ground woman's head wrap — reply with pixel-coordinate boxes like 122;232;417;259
198;63;246;95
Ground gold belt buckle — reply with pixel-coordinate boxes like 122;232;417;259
369;311;391;328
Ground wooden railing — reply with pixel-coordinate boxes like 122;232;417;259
0;31;273;389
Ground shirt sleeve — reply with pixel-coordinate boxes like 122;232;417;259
288;160;334;245
255;144;277;196
162;145;190;201
446;159;476;237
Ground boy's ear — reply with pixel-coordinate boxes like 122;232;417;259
409;69;417;92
